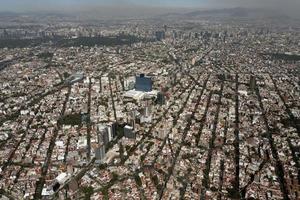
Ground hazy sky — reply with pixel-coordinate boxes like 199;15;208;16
0;0;299;15
1;0;203;10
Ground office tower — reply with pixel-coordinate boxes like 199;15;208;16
155;31;165;41
127;110;136;129
97;125;109;146
135;74;153;92
110;122;117;138
124;77;135;91
95;145;106;164
103;131;109;146
172;30;177;40
157;92;165;105
107;126;113;142
99;76;102;93
249;75;256;92
107;122;117;141
145;106;150;117
124;125;135;139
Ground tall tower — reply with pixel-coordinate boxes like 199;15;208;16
249;75;256;92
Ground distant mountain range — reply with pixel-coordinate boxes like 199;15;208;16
160;7;291;20
0;11;71;18
0;7;295;21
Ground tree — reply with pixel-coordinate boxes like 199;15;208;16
81;186;94;200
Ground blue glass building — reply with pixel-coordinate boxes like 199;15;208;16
135;74;152;92
155;31;165;41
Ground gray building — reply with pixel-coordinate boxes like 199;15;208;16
249;75;256;92
95;145;106;164
97;125;109;146
124;125;135;139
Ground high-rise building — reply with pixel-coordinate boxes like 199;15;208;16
172;30;177;40
124;77;135;91
127;110;136;129
97;125;109;146
110;122;117;138
249;75;256;91
135;74;153;92
124;125;135;139
155;31;165;41
95;145;106;164
156;92;165;105
97;123;117;146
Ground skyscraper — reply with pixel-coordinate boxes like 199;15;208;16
95;145;106;164
155;31;165;41
135;74;153;92
249;75;256;92
97;125;109;146
124;125;135;139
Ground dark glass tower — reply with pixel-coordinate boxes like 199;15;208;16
135;74;152;92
